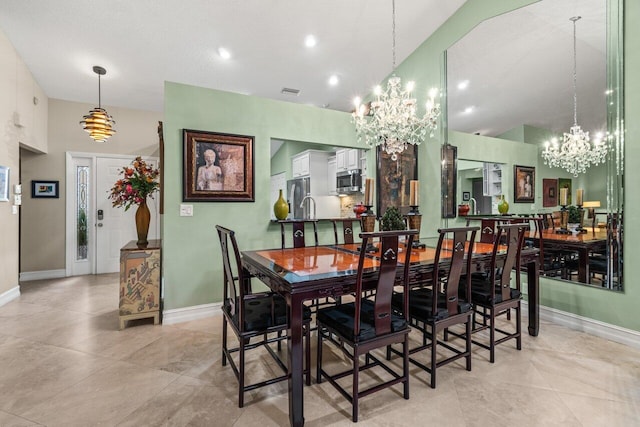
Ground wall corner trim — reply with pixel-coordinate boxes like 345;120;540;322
0;286;20;308
19;269;66;282
162;302;221;325
523;301;640;350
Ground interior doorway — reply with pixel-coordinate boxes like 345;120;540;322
65;153;159;276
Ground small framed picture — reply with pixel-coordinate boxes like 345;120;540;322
32;180;59;198
513;165;535;203
462;191;471;202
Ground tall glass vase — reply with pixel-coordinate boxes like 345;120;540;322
135;199;151;247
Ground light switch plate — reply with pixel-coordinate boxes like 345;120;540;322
180;204;193;217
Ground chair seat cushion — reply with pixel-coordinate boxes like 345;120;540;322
224;293;310;331
469;278;521;305
317;299;407;342
392;288;472;322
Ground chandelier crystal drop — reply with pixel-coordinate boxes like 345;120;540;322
80;66;116;142
541;16;607;177
351;0;440;161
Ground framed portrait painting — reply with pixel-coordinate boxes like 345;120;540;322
513;165;535;203
376;145;417;217
543;178;558;207
183;129;254;202
31;180;59;198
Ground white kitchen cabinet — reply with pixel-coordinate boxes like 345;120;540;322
482;162;502;197
328;155;337;196
336;148;360;172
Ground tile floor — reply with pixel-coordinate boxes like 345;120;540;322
1;274;639;426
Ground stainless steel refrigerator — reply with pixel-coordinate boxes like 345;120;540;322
286;177;310;219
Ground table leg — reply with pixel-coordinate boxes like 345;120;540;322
527;258;539;336
577;248;589;283
288;294;305;427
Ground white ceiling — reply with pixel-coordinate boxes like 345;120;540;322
0;0;466;113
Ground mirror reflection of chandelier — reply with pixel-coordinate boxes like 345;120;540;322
351;0;440;161
541;16;607;177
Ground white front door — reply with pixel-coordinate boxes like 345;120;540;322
95;157;159;274
66;153;159;276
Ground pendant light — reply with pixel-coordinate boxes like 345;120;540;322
80;66;116;142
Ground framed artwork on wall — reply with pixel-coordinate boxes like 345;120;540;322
183;129;255;202
543;178;558;207
31;180;59;198
513;165;534;203
376;144;418;217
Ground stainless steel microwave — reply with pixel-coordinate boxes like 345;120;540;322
336;169;362;194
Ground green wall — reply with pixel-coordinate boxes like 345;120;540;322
162;0;639;333
163;83;364;309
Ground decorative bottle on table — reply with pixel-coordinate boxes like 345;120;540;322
273;189;289;220
498;195;509;214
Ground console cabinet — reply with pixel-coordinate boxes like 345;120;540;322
119;239;161;330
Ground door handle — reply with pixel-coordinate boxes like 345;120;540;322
97;223;103;227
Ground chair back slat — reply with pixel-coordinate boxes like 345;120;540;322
490;223;528;301
354;230;417;338
216;225;248;330
433;227;479;316
332;219;356;245
280;220;319;249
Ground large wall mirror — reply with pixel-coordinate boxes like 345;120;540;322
442;0;624;291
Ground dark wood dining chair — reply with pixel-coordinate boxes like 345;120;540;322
389;226;479;388
216;225;311;407
279;220;318;249
331;218;358;245
468;223;528;363
316;229;417;422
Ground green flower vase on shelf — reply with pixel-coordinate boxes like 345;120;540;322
498;195;509;214
273;189;289;220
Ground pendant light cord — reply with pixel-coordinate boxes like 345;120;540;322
571;16;580;127
98;73;102;109
392;0;396;71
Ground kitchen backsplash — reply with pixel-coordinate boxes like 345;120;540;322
339;194;365;218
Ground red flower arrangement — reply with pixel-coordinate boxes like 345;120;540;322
109;156;159;211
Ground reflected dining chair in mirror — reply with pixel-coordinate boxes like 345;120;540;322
216;225;312;407
316;230;417;422
279;219;318;249
332;219;359;245
390;226;479;389
468;223;527;363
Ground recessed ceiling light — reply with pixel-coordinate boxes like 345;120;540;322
218;47;231;60
328;75;339;86
458;80;469;90
464;106;474;114
305;35;317;48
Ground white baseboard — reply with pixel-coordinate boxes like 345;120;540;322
0;286;20;307
523;301;640;350
19;269;66;282
162;302;221;325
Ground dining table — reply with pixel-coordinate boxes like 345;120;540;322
528;227;607;283
242;239;540;427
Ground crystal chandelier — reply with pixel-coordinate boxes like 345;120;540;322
80;66;116;142
351;0;440;161
541;16;607;177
